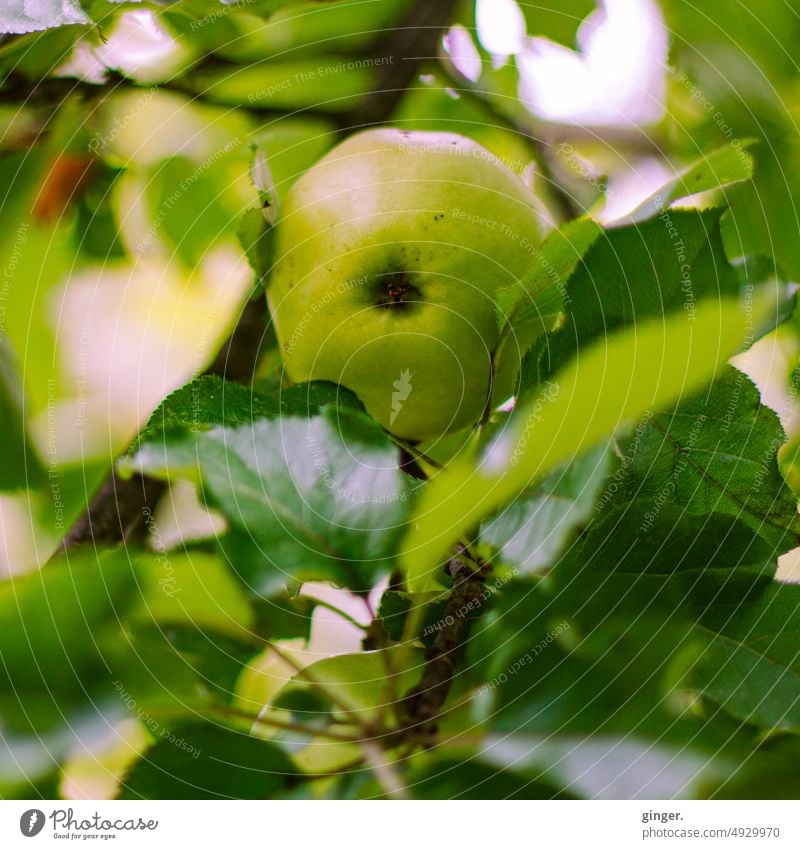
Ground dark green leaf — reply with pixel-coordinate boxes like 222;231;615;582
118;721;301;799
130;376;361;452
614;366;800;554
526;209;740;393
210;409;418;593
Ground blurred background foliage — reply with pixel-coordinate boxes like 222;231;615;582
3;0;800;800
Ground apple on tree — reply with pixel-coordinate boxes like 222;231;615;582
268;128;543;441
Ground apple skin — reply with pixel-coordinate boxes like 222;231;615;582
268;128;542;441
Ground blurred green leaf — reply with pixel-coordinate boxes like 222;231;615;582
268;646;421;720
406;754;570;799
517;0;595;46
402;293;765;590
0;338;45;490
682;579;800;732
118;721;302;800
146;155;237;267
182;58;375;111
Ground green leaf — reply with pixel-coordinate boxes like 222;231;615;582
0;547;136;733
251;588;319;641
628;142;756;221
406;754;571;799
566;503;778;578
182;58;375;112
237;207;275;280
467;571;769;781
146;155;237;267
401;293;765;591
118;721;302;799
376;590;411;642
547;553;800;737
613;366;800;554
129;403;417;593
682;579;800;732
212;409;417;593
127;550;254;639
518;0;595;46
0;0;89;34
129;376;360;453
707;735;800;799
495;217;601;331
136;623;262;705
480;442;613;575
269;647;421;718
526;209;741;393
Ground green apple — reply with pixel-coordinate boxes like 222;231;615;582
268;128;543;441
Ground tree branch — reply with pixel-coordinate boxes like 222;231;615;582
62;469;163;548
399;546;490;745
341;0;461;129
60;1;461;553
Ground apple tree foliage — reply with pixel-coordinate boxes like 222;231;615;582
3;0;800;800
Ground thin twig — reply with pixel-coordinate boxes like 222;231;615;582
62;469;163;548
360;739;411;799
